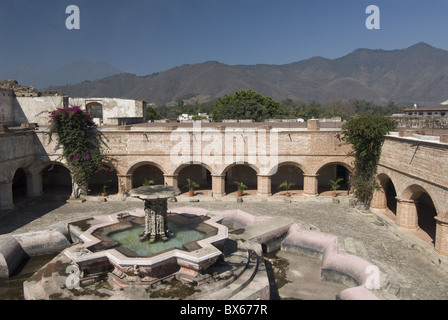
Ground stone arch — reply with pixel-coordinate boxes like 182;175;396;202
270;162;305;196
12;167;29;203
223;163;259;195
88;163;119;196
127;161;166;188
40;162;72;196
176;163;213;194
399;184;438;244
376;173;398;215
316;162;352;194
86;101;103;125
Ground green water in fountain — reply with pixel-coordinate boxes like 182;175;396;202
110;221;206;257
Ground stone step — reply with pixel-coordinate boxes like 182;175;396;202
203;246;260;300
188;244;251;300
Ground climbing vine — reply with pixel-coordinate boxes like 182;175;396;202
48;106;112;197
338;113;396;205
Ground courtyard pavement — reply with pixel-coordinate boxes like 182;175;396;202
0;195;447;300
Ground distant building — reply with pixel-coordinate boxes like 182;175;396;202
403;107;448;116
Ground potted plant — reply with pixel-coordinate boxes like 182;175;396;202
278;180;295;197
185;179;199;197
142;178;155;186
102;180;112;197
329;177;344;197
234;181;248;197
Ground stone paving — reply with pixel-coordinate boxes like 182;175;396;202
0;195;447;300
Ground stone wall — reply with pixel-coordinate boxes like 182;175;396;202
0;88;13;125
392;115;448;130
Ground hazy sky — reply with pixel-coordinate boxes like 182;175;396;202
1;0;448;75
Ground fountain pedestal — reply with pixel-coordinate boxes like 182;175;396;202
129;186;181;243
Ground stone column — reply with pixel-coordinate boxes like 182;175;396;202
257;175;272;197
307;119;320;131
27;172;43;197
164;174;179;188
434;216;448;256
303;174;319;196
142;198;169;242
370;188;387;213
396;198;419;230
0;182;14;210
117;174;133;194
211;174;226;198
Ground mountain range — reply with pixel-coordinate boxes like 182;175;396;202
3;60;122;90
21;43;448;107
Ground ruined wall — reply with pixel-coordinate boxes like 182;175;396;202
0;89;13;125
0;131;37;183
13;96;68;126
69;98;147;125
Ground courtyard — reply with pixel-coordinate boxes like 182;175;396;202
0;195;447;300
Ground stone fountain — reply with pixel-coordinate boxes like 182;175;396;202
22;186;275;300
129;185;180;242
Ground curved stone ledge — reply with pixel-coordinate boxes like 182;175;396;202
0;226;71;279
172;207;380;300
281;223;379;300
0;236;27;278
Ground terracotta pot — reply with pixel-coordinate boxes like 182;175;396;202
101;193;107;197
189;190;195;197
237;191;243;197
285;192;291;197
332;192;337;197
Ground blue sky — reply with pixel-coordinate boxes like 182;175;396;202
1;0;448;76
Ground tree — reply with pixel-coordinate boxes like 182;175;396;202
48;106;113;198
212;90;286;122
146;106;162;121
338;113;396;206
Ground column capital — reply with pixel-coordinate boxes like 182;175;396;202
117;174;133;178
435;216;448;225
396;197;418;204
211;174;226;178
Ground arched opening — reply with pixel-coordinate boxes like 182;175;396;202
379;176;397;215
415;193;437;244
271;163;304;196
131;164;164;188
88;166;118;196
12;168;27;203
224;164;257;196
317;163;351;195
402;185;437;245
41;164;72;197
86;102;103;126
177;164;212;195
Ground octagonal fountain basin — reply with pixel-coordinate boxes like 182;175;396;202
64;209;228;287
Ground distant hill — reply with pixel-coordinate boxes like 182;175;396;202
3;60;122;90
46;43;448;107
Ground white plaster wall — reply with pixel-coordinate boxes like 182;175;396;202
14;96;68;126
68;98;146;125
